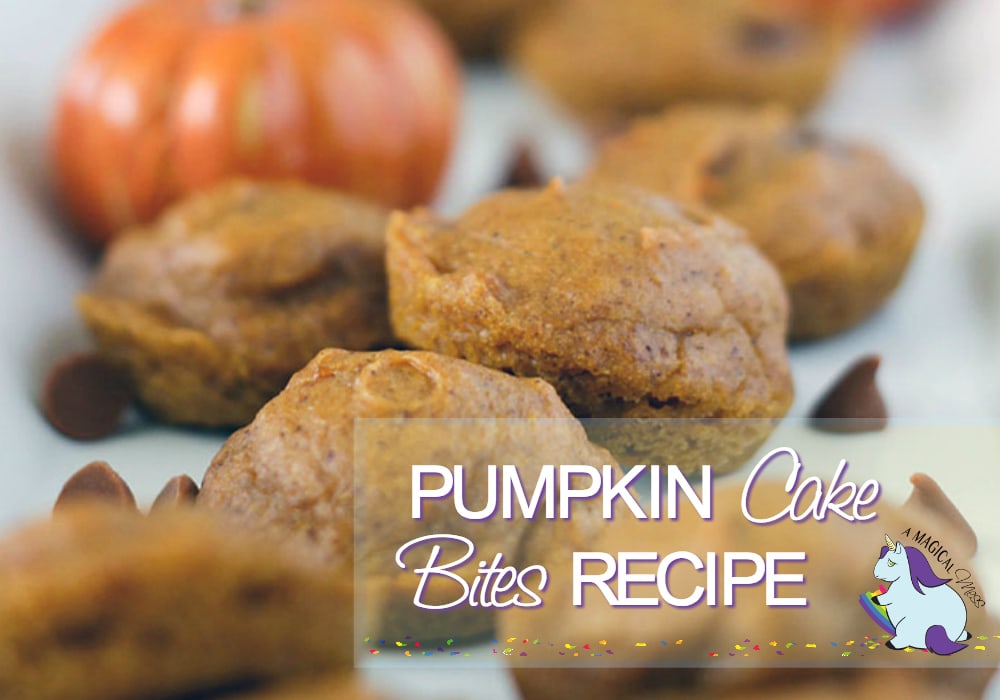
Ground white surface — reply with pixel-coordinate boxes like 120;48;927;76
1;0;1000;697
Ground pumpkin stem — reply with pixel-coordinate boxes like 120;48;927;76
235;0;268;16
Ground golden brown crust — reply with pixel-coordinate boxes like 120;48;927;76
200;348;611;640
0;506;353;700
386;181;793;468
510;0;852;121
78;180;393;427
587;104;925;339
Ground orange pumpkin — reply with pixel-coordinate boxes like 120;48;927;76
53;0;461;245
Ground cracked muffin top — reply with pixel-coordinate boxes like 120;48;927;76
387;180;793;423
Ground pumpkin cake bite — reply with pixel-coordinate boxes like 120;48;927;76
386;180;794;471
78;180;392;428
0;505;354;700
586;104;924;339
199;348;611;641
510;0;851;123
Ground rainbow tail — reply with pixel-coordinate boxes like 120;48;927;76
925;625;967;655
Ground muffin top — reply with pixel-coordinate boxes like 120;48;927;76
511;0;849;118
85;179;391;363
587;103;923;287
387;180;792;419
200;348;610;570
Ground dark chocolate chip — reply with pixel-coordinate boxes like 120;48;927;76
150;475;200;512
42;352;133;441
503;142;543;189
704;141;743;178
810;355;888;433
53;461;138;513
738;18;803;53
903;473;977;556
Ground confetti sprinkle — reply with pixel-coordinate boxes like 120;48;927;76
369;650;379;655
753;645;760;651
805;643;817;649
507;637;516;643
565;643;576;650
395;642;406;648
503;648;513;656
676;640;684;645
768;641;778;647
446;638;455;646
978;635;988;641
976;646;987;651
734;645;745;651
635;642;647;647
842;651;851;657
363;636;370;643
599;639;608;646
404;650;411;657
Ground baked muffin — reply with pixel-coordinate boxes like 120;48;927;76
386;180;794;470
510;0;852;122
412;0;546;56
587;104;925;339
0;505;353;700
199;348;612;641
502;480;995;700
77;179;392;427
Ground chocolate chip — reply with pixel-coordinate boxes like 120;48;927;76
705;141;744;178
903;473;977;556
42;352;133;441
503;142;543;189
738;19;802;54
810;355;888;433
150;475;200;512
54;461;137;513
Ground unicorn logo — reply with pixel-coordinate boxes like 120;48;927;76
870;534;970;655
